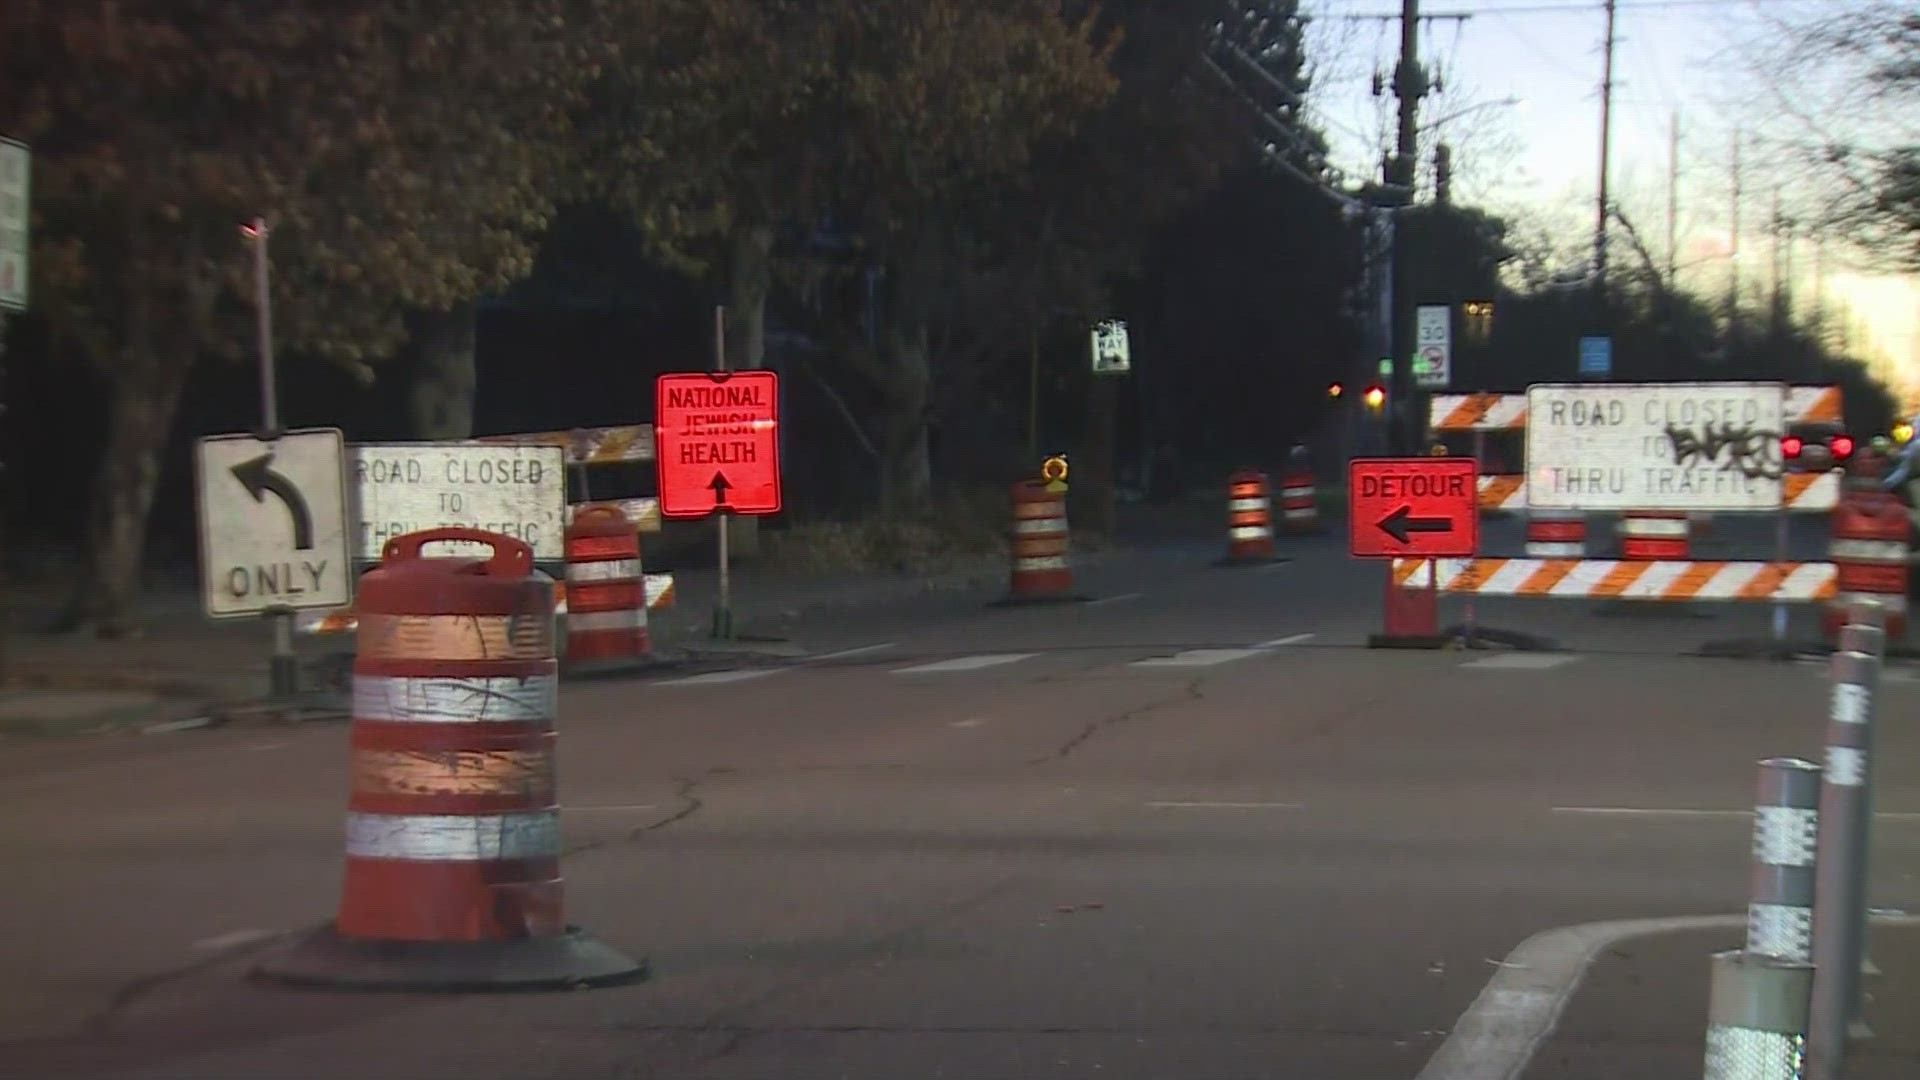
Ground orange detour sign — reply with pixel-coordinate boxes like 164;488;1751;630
655;371;782;519
1348;457;1479;559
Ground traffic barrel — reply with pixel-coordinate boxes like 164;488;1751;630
1276;449;1322;535
1221;470;1277;564
1007;479;1074;601
563;504;652;668
1618;511;1690;560
255;528;645;990
1524;508;1587;558
1822;491;1909;644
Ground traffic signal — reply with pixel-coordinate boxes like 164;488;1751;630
1363;384;1386;411
1782;435;1804;460
1327;382;1344;399
1830;434;1856;461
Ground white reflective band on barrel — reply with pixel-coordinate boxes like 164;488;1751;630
1014;517;1067;535
1703;1026;1805;1080
1825;746;1866;787
1747;904;1813;963
1752;807;1818;866
1282;507;1316;520
1828;538;1907;563
1229;526;1271;541
1526;543;1585;558
1229;498;1269;512
1620;518;1690;537
1016;556;1069;572
1280;486;1314;499
344;810;560;861
567;558;643;581
568;608;645;633
353;674;556;725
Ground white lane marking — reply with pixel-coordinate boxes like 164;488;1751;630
1255;560;1293;572
950;719;985;728
1554;806;1920;821
809;643;897;663
1257;633;1316;647
656;669;782;686
1146;801;1303;810
1462;654;1575;670
1130;648;1268;669
892;654;1037;675
193;929;280;951
1420;912;1920;1080
1415;914;1739;1080
1085;592;1144;606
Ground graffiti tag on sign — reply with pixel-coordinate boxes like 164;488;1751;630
1524;382;1786;511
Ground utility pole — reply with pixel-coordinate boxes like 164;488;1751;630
1666;109;1680;286
1595;0;1618;289
1385;0;1425;454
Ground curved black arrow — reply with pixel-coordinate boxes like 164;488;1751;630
232;452;314;550
1376;504;1454;545
708;471;732;507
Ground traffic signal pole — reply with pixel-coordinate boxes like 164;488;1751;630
1386;0;1425;454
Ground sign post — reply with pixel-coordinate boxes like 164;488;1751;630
655;337;784;640
0;137;29;682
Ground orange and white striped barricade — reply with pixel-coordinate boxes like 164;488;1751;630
1220;470;1278;564
256;528;644;990
1822;491;1909;644
1004;480;1078;603
562;504;653;669
1525;509;1587;558
1277;453;1322;535
1392;557;1839;604
1619;511;1691;560
1430;385;1845;434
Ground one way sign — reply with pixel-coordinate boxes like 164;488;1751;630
1347;457;1478;559
195;429;352;618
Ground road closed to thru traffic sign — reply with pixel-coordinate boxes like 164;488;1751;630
1348;457;1479;559
1525;381;1786;511
349;443;566;561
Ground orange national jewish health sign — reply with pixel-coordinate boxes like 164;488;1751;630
654;371;783;519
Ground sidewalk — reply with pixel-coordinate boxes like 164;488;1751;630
1518;921;1920;1079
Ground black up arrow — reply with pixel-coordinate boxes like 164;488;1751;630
1376;505;1453;545
708;471;732;507
232;452;314;550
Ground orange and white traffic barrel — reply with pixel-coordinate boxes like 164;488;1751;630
563;504;651;666
1277;451;1321;534
1223;470;1277;563
255;528;644;990
1619;511;1690;560
1008;479;1073;601
1525;508;1587;558
1823;491;1909;643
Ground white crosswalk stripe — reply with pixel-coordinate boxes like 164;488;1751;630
891;654;1038;675
655;669;783;686
1461;654;1576;670
1130;648;1270;669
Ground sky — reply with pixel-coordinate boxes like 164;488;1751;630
1299;0;1920;402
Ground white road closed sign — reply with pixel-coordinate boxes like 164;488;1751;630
196;428;353;618
1525;381;1786;511
350;443;567;561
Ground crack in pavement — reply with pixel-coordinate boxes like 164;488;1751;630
566;776;706;860
1029;678;1205;765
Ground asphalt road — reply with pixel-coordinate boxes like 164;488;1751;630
2;519;1916;1079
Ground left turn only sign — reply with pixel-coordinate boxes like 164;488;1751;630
195;428;352;618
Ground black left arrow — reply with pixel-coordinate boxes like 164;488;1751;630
708;471;732;507
1376;504;1454;545
231;452;314;550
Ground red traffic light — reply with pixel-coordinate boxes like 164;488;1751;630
1782;435;1804;459
1328;382;1344;399
1829;435;1855;461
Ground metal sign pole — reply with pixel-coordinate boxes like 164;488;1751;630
247;218;297;700
1771;497;1788;645
712;304;733;640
